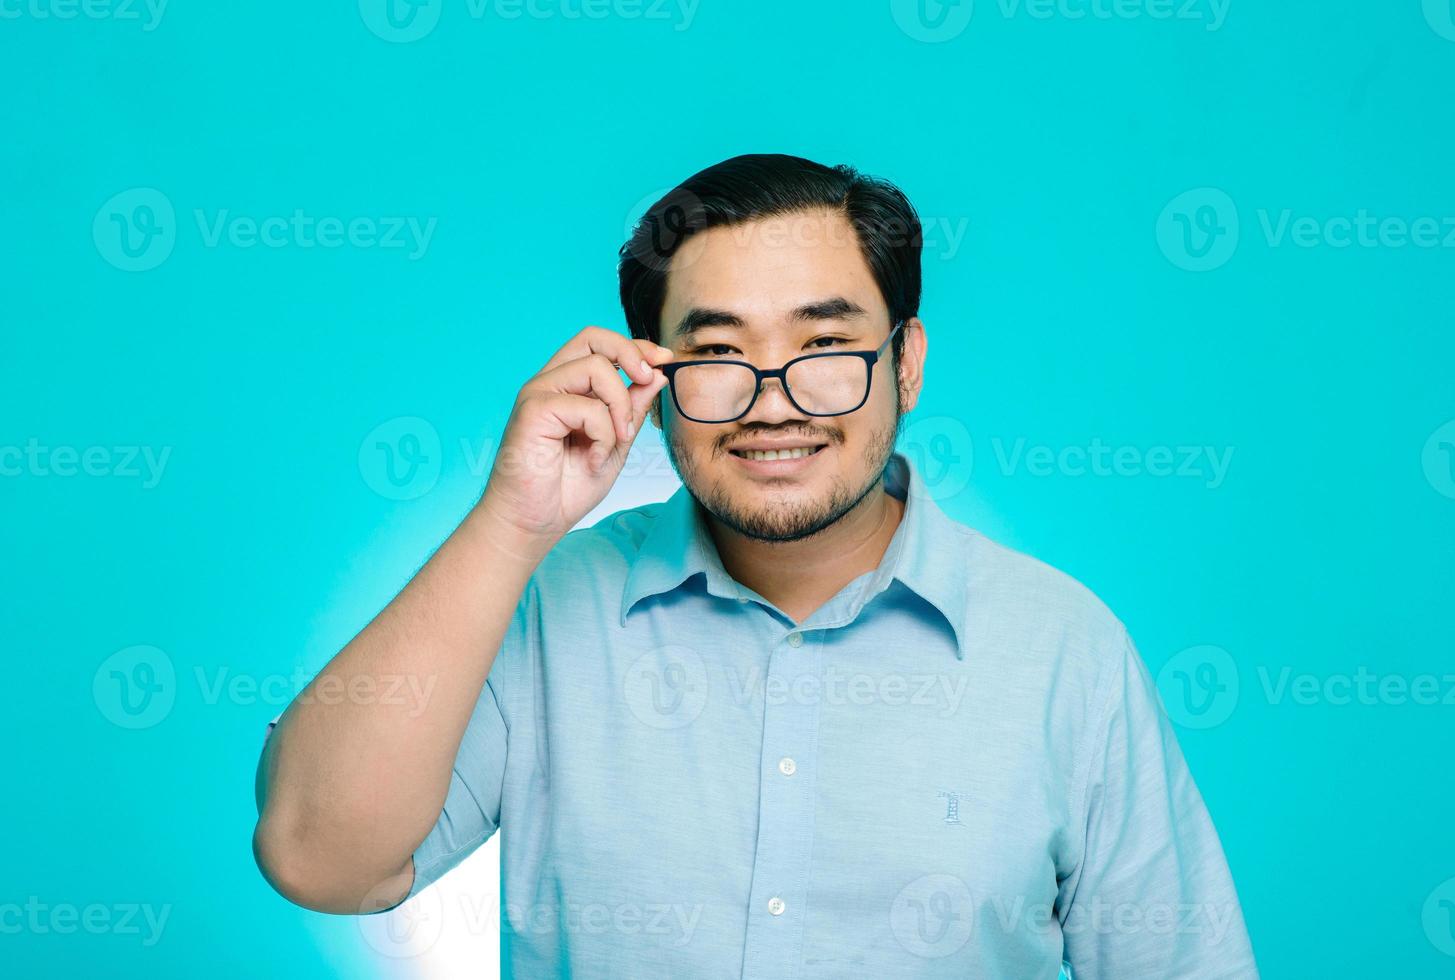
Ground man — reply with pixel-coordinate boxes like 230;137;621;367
253;154;1259;978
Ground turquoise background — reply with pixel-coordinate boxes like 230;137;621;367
3;1;1453;976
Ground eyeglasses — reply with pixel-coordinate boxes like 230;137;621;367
659;320;904;424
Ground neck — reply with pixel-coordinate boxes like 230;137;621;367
707;478;906;626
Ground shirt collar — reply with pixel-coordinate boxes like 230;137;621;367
619;450;970;659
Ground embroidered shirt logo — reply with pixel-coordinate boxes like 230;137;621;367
936;789;969;825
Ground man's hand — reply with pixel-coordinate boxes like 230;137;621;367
478;326;673;555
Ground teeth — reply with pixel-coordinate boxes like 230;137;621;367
739;446;818;461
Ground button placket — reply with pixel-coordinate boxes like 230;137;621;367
739;629;823;978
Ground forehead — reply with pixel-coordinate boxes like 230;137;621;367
660;208;885;341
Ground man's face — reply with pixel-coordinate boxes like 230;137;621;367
654;207;921;543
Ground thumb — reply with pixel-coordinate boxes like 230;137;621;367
628;369;670;431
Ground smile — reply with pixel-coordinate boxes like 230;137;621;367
729;445;826;461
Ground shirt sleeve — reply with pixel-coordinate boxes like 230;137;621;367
402;587;534;902
261;683;510;912
1056;627;1259;979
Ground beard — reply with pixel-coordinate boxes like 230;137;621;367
664;390;905;544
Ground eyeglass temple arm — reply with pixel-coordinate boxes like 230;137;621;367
877;319;906;356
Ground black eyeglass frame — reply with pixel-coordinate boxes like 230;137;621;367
658;320;906;424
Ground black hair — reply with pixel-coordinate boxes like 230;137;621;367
618;153;921;366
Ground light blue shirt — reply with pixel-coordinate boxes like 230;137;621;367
401;450;1257;978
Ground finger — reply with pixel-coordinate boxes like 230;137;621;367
627;367;670;431
638;338;675;366
536;353;635;443
539;393;617;473
543;326;672;385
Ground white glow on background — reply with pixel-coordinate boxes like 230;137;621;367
576;434;688;527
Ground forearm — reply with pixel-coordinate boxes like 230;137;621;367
252;499;550;913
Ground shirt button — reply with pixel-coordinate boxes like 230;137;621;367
767;897;786;916
786;632;803;648
778;757;796;776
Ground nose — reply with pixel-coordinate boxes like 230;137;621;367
740;372;805;426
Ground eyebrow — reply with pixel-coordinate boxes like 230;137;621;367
669;297;869;345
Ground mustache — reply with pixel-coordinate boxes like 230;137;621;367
719;427;841;452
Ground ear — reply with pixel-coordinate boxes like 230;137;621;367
896;317;928;415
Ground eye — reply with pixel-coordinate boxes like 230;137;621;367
689;344;740;357
808;336;849;349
